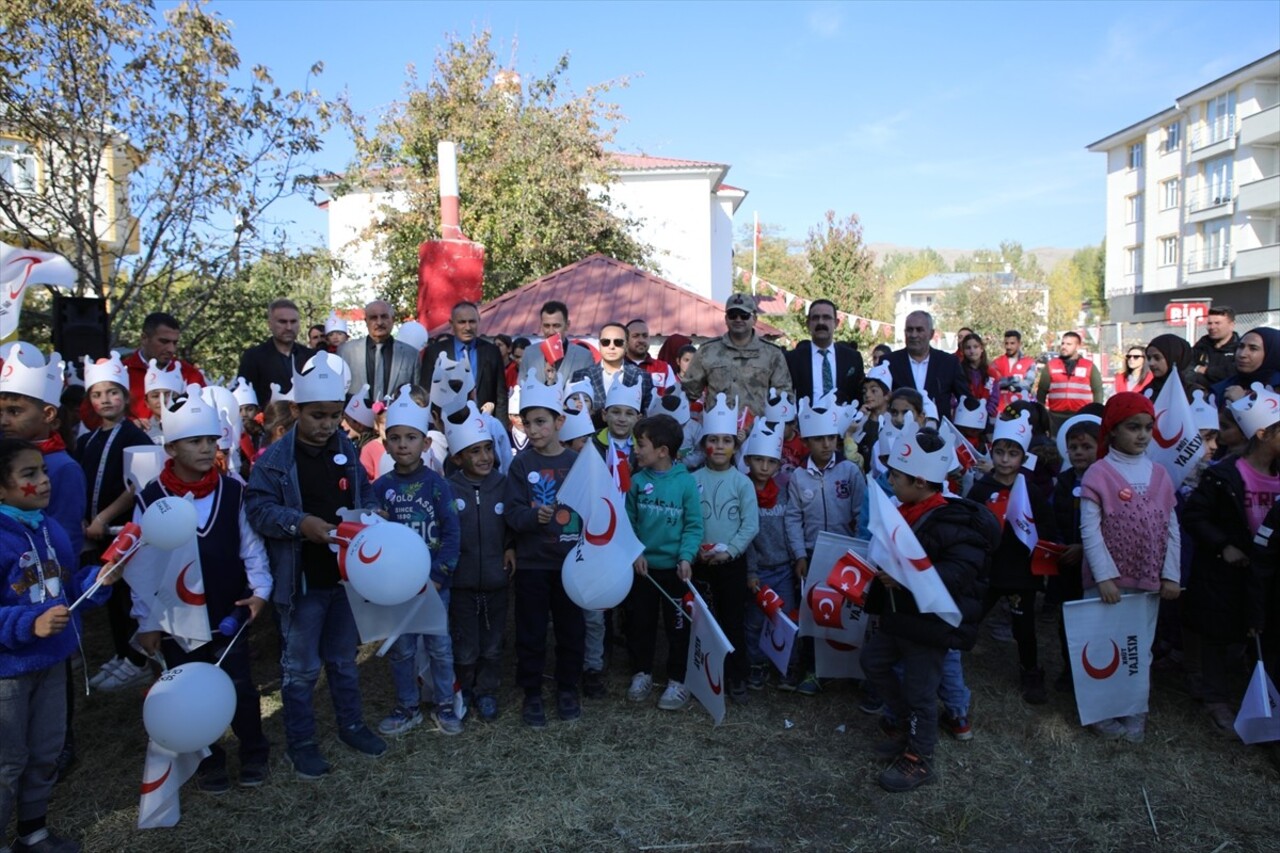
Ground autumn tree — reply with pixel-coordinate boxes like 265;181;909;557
0;0;329;350
880;248;949;292
336;32;650;313
733;220;809;296
937;276;1048;354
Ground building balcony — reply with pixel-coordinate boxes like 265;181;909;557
1186;182;1234;223
1183;244;1232;285
1238;174;1280;213
1235;243;1280;279
1188;115;1236;164
1240;104;1280;147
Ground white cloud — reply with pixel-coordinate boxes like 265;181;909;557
806;4;842;39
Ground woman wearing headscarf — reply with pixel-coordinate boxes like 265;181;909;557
1212;327;1280;403
1144;334;1195;402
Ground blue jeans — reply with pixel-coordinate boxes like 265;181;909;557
888;648;970;718
388;589;455;708
0;664;65;830
744;563;798;669
276;585;364;749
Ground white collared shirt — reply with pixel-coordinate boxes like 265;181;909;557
909;352;930;392
810;344;835;398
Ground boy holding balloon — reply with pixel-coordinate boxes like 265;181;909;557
132;386;272;793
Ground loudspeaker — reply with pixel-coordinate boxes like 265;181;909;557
52;295;111;363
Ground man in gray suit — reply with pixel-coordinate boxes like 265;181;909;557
338;300;419;403
517;300;595;386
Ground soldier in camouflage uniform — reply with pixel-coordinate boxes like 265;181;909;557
682;293;793;420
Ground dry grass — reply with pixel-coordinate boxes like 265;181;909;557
41;606;1280;852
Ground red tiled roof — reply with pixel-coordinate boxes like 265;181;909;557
716;183;745;193
441;254;782;339
606;153;728;171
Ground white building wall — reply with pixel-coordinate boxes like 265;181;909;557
604;172;718;300
325;186;408;308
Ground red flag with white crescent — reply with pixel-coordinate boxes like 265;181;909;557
808;584;845;629
826;549;878;607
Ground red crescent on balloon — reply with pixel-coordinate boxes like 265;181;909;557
139;762;172;794
1081;640;1121;679
704;655;723;695
584;497;617;546
1152;409;1183;449
1;364;12;378
176;562;205;606
357;541;382;563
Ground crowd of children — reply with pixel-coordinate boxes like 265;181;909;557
1;316;1278;848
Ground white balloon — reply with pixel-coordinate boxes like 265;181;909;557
562;544;633;610
395;320;429;352
141;496;198;549
143;662;236;753
342;522;431;606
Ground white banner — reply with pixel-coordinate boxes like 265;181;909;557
137;741;209;829
685;582;734;725
0;242;76;339
867;488;961;627
1148;375;1207;489
1063;592;1158;726
801;532;873;678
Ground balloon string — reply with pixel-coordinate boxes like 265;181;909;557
216;618;250;668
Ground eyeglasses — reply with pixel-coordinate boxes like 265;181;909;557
600;338;625;347
726;310;752;320
1127;354;1144;360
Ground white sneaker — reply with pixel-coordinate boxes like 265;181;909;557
627;672;654;703
96;658;151;691
657;680;690;711
88;657;126;689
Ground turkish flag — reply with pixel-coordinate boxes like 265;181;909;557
755;585;785;617
985;489;1010;527
826;549;878;607
1031;540;1066;576
607;442;631;493
737;407;754;434
808;584;845;629
137;740;208;829
540;334;565;366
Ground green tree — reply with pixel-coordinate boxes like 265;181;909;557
806;210;891;318
880;248;949;291
0;0;328;342
953;240;1044;282
937;276;1047;354
337;32;650;314
733;220;809;296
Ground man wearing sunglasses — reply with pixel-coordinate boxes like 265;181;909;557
682;292;792;420
570;322;654;416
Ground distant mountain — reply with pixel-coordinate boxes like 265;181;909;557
868;243;1077;272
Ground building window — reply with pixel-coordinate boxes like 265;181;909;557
1161;179;1179;210
1160;236;1178;267
1125;245;1142;275
1164;121;1181;152
1126;193;1143;224
0;140;36;194
1128;141;1144;170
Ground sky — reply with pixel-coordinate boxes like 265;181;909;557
205;0;1280;256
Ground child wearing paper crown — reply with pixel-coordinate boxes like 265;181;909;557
1078;392;1181;744
691;394;758;705
741;419;796;690
136;359;185;445
443;401;511;723
1049;414;1100;693
131;385;273;792
1184;384;1280;737
861;427;997;793
624;414;703;709
245;352;385;780
968;410;1062;706
372;386;462;738
0;438;119;853
77;354;156;693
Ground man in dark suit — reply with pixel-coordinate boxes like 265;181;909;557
786;299;864;406
886;310;969;418
421;300;508;425
237;298;316;406
338;300;420;403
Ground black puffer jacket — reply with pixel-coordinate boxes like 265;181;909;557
1183;456;1254;642
865;496;1000;651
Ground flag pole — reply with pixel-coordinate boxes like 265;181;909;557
751;211;759;296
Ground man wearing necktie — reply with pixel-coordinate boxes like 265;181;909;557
337;300;419;405
785;299;865;406
420;301;509;425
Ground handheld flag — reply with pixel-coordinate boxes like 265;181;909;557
1063;592;1158;726
1234;660;1280;744
540;334;565;366
685;581;734;725
1031;541;1066;576
0;242;77;339
757;607;798;677
801;532;874;678
137;742;209;829
867;487;961;627
1148;376;1207;489
826;548;878;607
1006;473;1038;551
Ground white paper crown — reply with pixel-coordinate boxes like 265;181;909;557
563;378;595;412
799;394;839;439
0;345;65;407
292;352;348;404
889;428;956;484
384;385;430;433
162;384;222;442
647;386;691;425
558;406;596;443
953;395;988;431
395;320;429;352
991;410;1033;452
1230;382;1280;438
430;350;476;413
604;372;642;412
230;376;258;409
144;359;185;397
701;392;738;437
762;387;796;424
200;384;242;456
344;383;375;428
517;367;563;416
269;382;294;404
82;352;127;390
324;311;348;334
921;394;940;424
1188;390;1218;433
875;410;918;459
865;362;892;390
742;419;783;460
444;400;493;453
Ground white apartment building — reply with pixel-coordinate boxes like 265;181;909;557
1086;51;1280;323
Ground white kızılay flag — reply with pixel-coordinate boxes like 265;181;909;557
556;443;619;514
132;538;211;652
556;442;643;607
1148;374;1207;489
137;741;209;829
1063;592;1159;726
0;242;77;339
343;582;448;650
799;531;874;678
685;581;734;725
866;487;961;627
1234;660;1280;744
758;608;798;677
1005;473;1038;552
